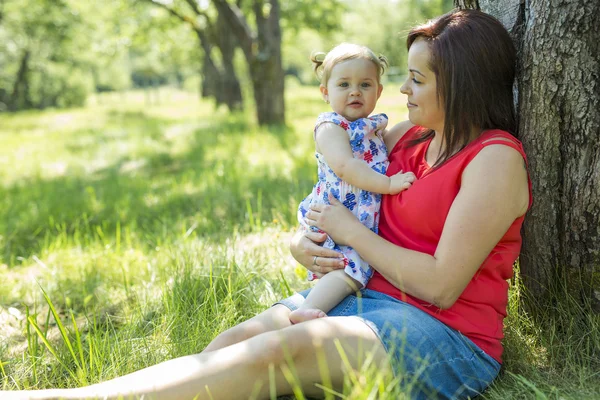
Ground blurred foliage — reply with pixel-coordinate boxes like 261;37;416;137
281;0;345;33
283;0;454;84
127;6;200;90
0;0;93;110
0;0;452;112
0;0;199;111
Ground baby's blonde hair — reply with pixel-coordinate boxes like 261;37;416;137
311;43;388;87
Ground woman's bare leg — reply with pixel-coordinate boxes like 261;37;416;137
14;316;391;400
203;304;292;352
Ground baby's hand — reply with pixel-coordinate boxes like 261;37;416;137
388;171;416;194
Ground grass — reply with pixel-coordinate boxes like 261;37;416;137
0;86;598;399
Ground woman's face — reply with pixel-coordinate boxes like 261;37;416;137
400;38;445;133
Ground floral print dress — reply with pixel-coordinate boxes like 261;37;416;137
298;112;389;285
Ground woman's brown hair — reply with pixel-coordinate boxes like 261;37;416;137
407;9;517;168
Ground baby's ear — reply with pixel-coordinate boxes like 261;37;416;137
320;84;329;102
377;84;384;99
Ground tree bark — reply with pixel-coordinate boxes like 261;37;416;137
457;0;600;311
216;10;243;111
198;32;222;104
213;0;285;125
8;49;31;111
455;0;479;9
147;0;243;112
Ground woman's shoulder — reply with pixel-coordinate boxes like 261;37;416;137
470;129;527;163
465;130;531;214
477;129;521;145
384;121;420;152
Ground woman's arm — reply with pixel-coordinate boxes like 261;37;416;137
316;123;413;195
304;144;530;309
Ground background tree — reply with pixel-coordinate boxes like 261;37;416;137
142;0;243;111
213;0;344;125
212;0;285;125
456;0;600;312
127;6;201;104
0;0;94;110
142;0;342;124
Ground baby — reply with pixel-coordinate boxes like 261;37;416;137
292;43;416;323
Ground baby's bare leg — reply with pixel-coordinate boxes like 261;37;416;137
289;269;362;324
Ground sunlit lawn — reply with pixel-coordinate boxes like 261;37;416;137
0;85;598;399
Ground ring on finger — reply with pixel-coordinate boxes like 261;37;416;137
313;256;318;265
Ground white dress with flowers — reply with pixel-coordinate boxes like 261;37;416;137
298;112;389;286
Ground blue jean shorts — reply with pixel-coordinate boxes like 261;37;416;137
276;288;501;399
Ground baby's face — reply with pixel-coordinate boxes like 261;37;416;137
321;58;383;121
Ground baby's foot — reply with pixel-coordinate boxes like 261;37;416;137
289;308;327;324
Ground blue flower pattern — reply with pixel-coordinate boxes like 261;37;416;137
369;140;379;157
297;112;388;286
350;133;365;153
343;192;357;211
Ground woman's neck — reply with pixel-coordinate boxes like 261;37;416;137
426;131;444;167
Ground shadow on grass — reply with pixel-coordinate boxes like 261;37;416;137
1;111;314;267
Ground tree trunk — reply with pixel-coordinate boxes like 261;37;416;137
150;0;243;112
197;24;243;112
216;10;243;112
198;37;222;104
8;49;31;111
459;0;600;311
251;0;285;125
213;0;285;125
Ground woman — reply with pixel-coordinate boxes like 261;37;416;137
10;9;530;400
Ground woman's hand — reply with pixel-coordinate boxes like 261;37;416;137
290;228;345;276
304;193;363;246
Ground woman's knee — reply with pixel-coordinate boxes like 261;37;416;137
205;305;293;352
251;330;308;370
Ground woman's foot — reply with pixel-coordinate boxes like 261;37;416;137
289;308;327;324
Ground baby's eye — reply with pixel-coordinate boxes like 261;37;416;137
339;82;349;87
361;82;371;88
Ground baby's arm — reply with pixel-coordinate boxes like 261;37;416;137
316;123;415;194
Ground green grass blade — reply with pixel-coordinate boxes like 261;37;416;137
278;270;293;298
27;316;77;381
38;284;81;370
71;310;88;380
25;305;38;384
246;198;255;230
0;359;7;380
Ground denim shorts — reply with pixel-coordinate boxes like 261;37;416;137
276;288;501;400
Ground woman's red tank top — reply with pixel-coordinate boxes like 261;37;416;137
367;125;532;363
